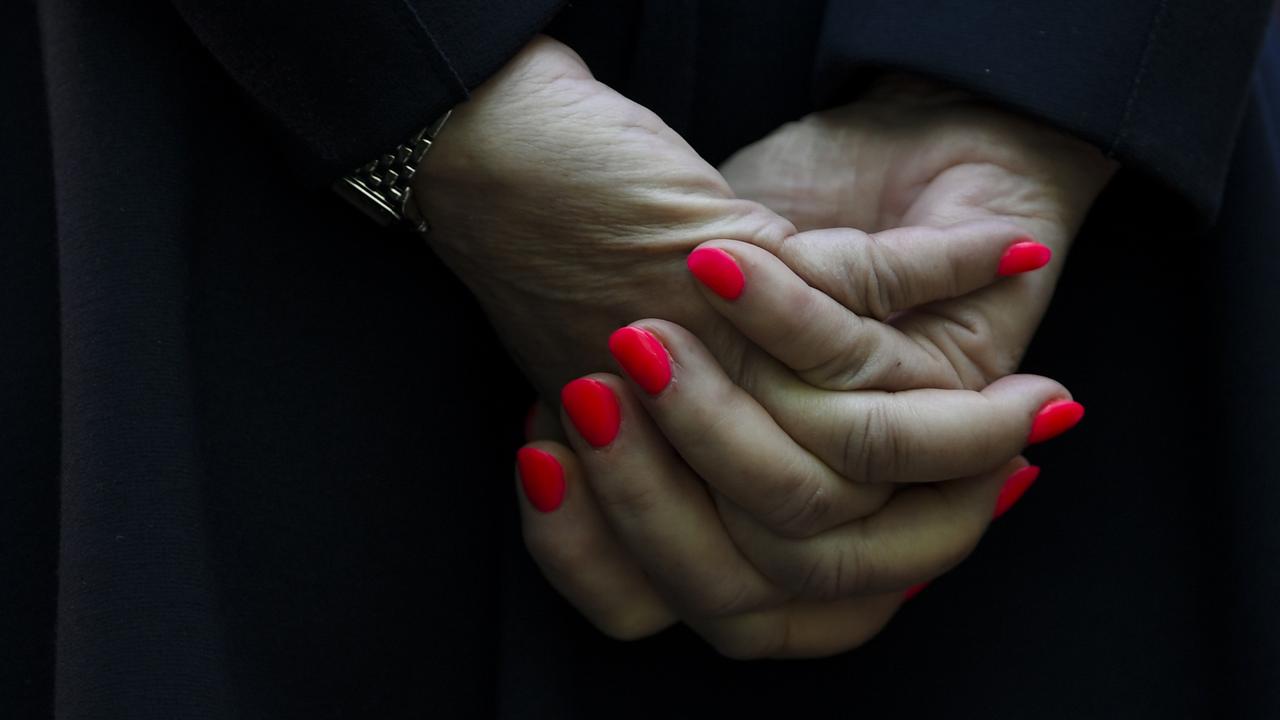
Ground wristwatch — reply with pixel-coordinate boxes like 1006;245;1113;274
333;109;452;230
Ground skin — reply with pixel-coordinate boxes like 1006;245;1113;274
413;36;1115;657
717;73;1115;391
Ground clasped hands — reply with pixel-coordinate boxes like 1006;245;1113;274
415;36;1115;658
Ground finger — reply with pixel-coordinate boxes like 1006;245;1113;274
557;375;782;618
515;442;676;640
687;226;1047;391
885;152;1113;384
773;220;1050;316
993;463;1042;519
766;372;1080;485
685;222;1051;388
630;318;1079;486
686;239;955;390
888;263;1056;387
718;457;1029;598
607;322;893;538
691;593;901;660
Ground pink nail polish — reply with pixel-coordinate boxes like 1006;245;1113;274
609;326;672;395
997;240;1052;276
993;465;1041;519
517;447;566;513
1027;399;1085;444
561;378;621;448
687;248;745;300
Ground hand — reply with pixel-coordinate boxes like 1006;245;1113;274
515;238;1088;656
413;35;791;401
715;73;1117;391
512;225;1084;657
419;37;1072;529
510;74;1113;658
516;334;1055;658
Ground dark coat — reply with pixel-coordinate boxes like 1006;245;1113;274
3;0;1277;717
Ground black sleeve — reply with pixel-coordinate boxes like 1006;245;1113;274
168;0;565;183
814;0;1276;221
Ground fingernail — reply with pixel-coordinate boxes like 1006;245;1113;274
561;378;621;447
609;326;672;395
903;582;930;601
997;240;1052;276
517;447;566;512
1027;399;1085;444
993;465;1041;519
687;248;745;300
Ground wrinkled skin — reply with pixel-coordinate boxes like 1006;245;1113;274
418;36;1117;658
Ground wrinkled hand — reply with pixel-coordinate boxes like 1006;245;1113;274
414;35;790;401
716;74;1116;391
422;37;1110;657
519;327;1048;658
417;34;1077;508
512;73;1116;658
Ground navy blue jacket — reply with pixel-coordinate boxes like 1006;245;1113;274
4;1;1278;717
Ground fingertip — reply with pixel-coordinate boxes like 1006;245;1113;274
608;325;673;396
993;464;1041;519
516;444;568;513
561;377;622;448
997;239;1053;276
1027;399;1085;444
687;246;745;300
514;439;681;643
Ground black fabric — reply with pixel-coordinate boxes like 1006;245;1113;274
168;0;564;181
4;0;1279;717
0;1;59;716
814;0;1274;222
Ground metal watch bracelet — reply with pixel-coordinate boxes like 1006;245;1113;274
334;109;452;230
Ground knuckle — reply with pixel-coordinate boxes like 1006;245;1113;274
844;400;905;484
911;305;1011;386
790;543;869;600
684;572;758;619
799;328;883;390
858;235;904;319
759;466;835;539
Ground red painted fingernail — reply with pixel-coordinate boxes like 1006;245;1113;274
561;378;621;447
517;447;565;513
687;248;745;300
609;326;672;395
1027;399;1085;444
997;240;1052;276
904;582;930;601
993;465;1041;519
